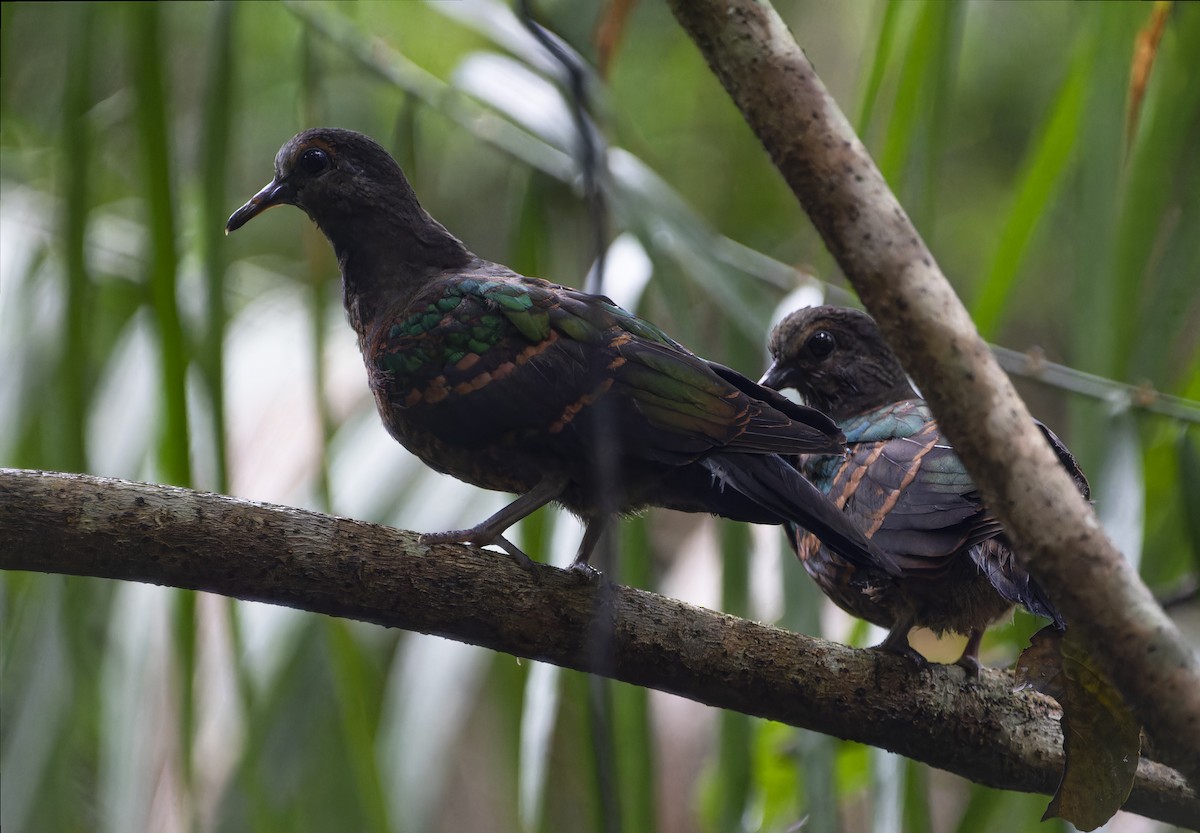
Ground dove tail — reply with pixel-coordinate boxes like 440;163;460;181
970;541;1067;629
703;453;901;576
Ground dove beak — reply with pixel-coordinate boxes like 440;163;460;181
225;178;293;234
759;362;786;391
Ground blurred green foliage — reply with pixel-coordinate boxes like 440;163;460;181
2;2;1197;832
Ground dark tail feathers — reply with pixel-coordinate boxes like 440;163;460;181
969;539;1066;628
703;453;902;576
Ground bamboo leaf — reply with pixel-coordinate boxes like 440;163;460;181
131;2;190;486
972;45;1087;338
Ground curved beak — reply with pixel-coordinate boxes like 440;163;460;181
225;178;292;234
759;361;786;391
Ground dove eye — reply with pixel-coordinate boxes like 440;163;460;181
297;147;332;176
806;329;836;360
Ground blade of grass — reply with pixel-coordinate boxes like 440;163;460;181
585;673;622;833
709;323;762;831
613;517;657;833
1;576;73;833
132;1;190;486
855;0;904;139
876;0;957;199
222;599;278;833
972;43;1088;339
301;28;336;514
1119;2;1200;384
878;0;963;230
1180;430;1200;576
951;782;1007;833
871;749;903;833
916;2;963;232
715;519;752;833
1068;3;1138;480
1070;3;1133;376
901;758;931;833
325;621;391;833
781;550;840;831
59;3;95;473
511;181;565;833
199;1;237;494
132;6;197;819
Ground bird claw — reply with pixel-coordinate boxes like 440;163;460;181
492;536;540;573
565;560;602;582
954;653;983;678
419;530;539;573
877;644;929;670
875;629;929;670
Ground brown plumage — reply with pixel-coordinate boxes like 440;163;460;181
762;306;1088;673
226;128;900;575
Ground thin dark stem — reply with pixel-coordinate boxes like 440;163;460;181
516;0;609;295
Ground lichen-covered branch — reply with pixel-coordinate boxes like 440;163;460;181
666;0;1200;786
0;468;1195;826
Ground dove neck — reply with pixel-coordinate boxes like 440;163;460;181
324;195;472;336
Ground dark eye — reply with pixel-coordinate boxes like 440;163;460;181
297;147;331;176
806;329;836;359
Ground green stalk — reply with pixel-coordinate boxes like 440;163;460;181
710;323;759;833
715;520;752;833
855;0;903;139
59;5;95;473
613;518;656;833
1117;3;1200;384
901;758;931;833
973;41;1088;340
1067;5;1132;473
132;2;190;486
301;28;334;513
325;621;391;833
782;545;840;830
199;1;238;493
877;1;947;191
132;6;195;819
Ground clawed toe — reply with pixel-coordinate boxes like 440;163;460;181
954;653;982;677
955;630;984;677
566;560;602;582
875;625;928;669
493;536;539;571
420;530;539;572
876;642;929;670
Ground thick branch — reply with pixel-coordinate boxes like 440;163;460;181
666;0;1200;785
0;468;1195;827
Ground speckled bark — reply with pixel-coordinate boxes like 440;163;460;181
667;0;1200;787
0;468;1195;826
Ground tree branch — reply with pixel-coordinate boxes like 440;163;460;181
0;468;1195;827
666;0;1200;785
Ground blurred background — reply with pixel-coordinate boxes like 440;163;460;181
2;1;1197;832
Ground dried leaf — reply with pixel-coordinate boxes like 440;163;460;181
1127;1;1171;149
595;0;639;78
1014;625;1068;701
1016;627;1141;831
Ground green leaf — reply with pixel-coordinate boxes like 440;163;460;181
972;42;1087;338
855;0;904;139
